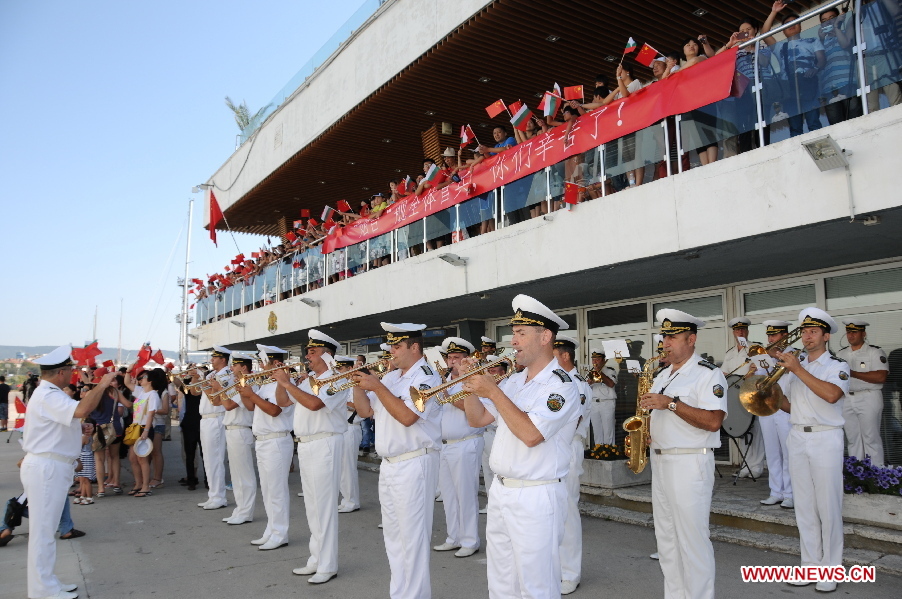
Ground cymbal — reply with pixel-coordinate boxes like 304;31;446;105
738;375;781;417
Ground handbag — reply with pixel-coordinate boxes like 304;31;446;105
4;496;27;528
123;423;142;446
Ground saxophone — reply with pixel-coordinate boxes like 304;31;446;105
622;351;664;474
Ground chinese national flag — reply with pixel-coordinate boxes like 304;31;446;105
459;125;476;148
308;218;318;227
337;199;352;213
285;231;297;242
509;100;524;115
103;360;115;369
564;85;584;100
300;208;311;218
251;251;260;258
636;43;660;67
485;99;507;118
564;182;581;205
151;350;166;365
138;345;152;362
209;191;223;247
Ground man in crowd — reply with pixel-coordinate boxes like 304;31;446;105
336;355;362;513
721;317;765;478
755;321;795;508
837;319;888;465
587;348;618;446
192;346;231;510
0;375;10;431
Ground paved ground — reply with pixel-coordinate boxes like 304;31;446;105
1;429;900;598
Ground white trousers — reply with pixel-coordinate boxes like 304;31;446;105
297;433;343;574
380;451;439;599
487;478;567;599
255;435;294;544
651;452;716;599
589;400;615;446
482;427;496;496
438;436;484;550
21;455;72;599
744;418;766;472
788;428;844;567
843;389;885;466
340;423;362;509
200;418;227;504
225;427;257;521
560;437;585;584
759;411;792;499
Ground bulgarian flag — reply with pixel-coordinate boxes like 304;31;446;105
460;124;476;148
624;37;637;54
485;99;507;118
424;163;442;185
542;92;561;118
321;205;335;221
510;103;534;131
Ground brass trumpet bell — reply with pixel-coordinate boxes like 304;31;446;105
738;375;782;417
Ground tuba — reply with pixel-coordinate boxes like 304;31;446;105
622;350;663;474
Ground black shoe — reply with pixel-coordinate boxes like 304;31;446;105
60;529;86;540
0;534;14;547
178;478;188;485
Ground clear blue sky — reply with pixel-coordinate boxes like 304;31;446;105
0;0;366;354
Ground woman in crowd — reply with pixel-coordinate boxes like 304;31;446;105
90;374;131;496
75;422;96;504
148;368;169;490
124;370;160;497
675;37;721;166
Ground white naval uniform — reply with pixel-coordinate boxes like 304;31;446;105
781;352;850;568
291;374;349;575
438;376;485;551
372;358;442;599
749;354;793;500
252;381;295;546
588;364;618;445
199;367;229;505
481;378;509;499
20;380;81;599
222;374;257;522
340;406;363;510
721;344;765;473
481;358;581;599
649;354;727;599
560;369;592;587
837;344;888;466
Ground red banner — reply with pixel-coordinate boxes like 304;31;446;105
323;49;737;254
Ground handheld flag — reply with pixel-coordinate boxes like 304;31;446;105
336;199;352;213
308;218;318;228
151;350;166;365
509;100;524;115
321;206;335;221
485;99;507;118
564;182;583;205
300;209;311;218
563;85;584;100
423;163;442;185
460;124;476;148
209;191;223;247
636;43;660;67
285;231;297;242
624;37;637;54
293;220;304;229
542;92;561;118
510;104;534;131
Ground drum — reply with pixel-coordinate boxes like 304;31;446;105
721;374;755;438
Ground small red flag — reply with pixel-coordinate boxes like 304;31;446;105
285;231;297;242
485;99;507;118
336;199;352;213
308;218;318;227
300;209;311;218
189;303;195;309
460;125;476;148
509;100;524;115
564;182;581;205
563;85;584;100
251;251;260;258
138;344;152;362
324;217;336;230
103;360;115;368
151;350;166;365
209;191;223;247
636;43;660;67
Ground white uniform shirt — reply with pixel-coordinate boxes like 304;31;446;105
483;358;581;481
222;374;253;427
781;351;850;427
440;374;484;441
721;343;760;376
836;345;888;392
570;368;592;440
589;365;618;401
22;380;81;459
199;367;229;415
251;381;295;436
649;353;728;450
371;357;442;458
292;373;350;436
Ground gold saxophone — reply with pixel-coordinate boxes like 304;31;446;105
622;351;664;474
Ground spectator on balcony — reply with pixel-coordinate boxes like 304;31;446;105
773;11;826;138
514;115;548;144
673;38;721;166
413;158;448;196
468;126;516;168
817;8;859;125
856;0;902;112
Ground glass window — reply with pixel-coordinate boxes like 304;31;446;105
744;284;816;315
587;303;647;335
825;267;902;310
652;295;723;322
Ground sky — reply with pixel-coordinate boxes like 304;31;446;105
0;0;367;353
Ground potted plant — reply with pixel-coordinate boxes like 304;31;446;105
841;456;902;530
580;444;651;488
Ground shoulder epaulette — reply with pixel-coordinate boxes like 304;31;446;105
552;369;572;383
421;364;434;376
698;360;716;370
870;344;882;349
574;373;586;383
830;355;846;363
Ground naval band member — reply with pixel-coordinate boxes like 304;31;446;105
837;319;888;466
194;346;231;510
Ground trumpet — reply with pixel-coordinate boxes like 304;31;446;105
237;361;304;387
410;356;516;412
723;326;802;379
329;366;391;392
184;372;229;393
582;368;603;385
309;357;392;394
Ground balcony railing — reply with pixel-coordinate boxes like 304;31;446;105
197;0;901;327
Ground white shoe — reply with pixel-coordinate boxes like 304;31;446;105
454;546;478;558
815;581;837;592
297;491;304;497
198;501;211;508
224;517;253;525
38;591;77;599
787;580;812;586
204;502;228;510
308;572;337;584
561;580;580;595
377;522;383;529
433;542;461;551
293;564;318;576
251;536;271;546
649;552;659;560
478;507;488;514
60;584;78;592
781;498;794;509
338;504;359;513
760;495;782;505
259;539;288;550
736;466;751;478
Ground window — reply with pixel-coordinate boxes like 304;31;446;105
744;285;815;316
652;295;723;323
825;268;902;310
587;303;647;335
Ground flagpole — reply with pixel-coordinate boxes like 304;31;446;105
220;212;243;255
180;198;194;367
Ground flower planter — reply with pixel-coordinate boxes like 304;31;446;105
843;493;902;531
580;458;651;489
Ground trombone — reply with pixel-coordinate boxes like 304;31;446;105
411;355;516;412
724;326;803;381
309;357;392;394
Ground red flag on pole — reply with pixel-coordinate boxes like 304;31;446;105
285;231;297;242
459;125;476;148
300;209;311;218
151;350;166;365
337;199;352;213
564;182;582;205
14;396;26;429
209;191;223;247
508;100;524;115
485;99;507;118
563;85;584;100
635;43;660;67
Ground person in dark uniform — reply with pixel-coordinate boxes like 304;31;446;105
175;371;203;490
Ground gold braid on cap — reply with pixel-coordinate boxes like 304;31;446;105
730;322;750;329
385;331;412;344
800;315;829;330
445;341;470;354
510;309;548;328
660;319;694;335
844;323;866;332
211;350;229;358
553;339;575;348
765;325;789;335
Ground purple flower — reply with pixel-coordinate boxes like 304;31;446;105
855;486;864;494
